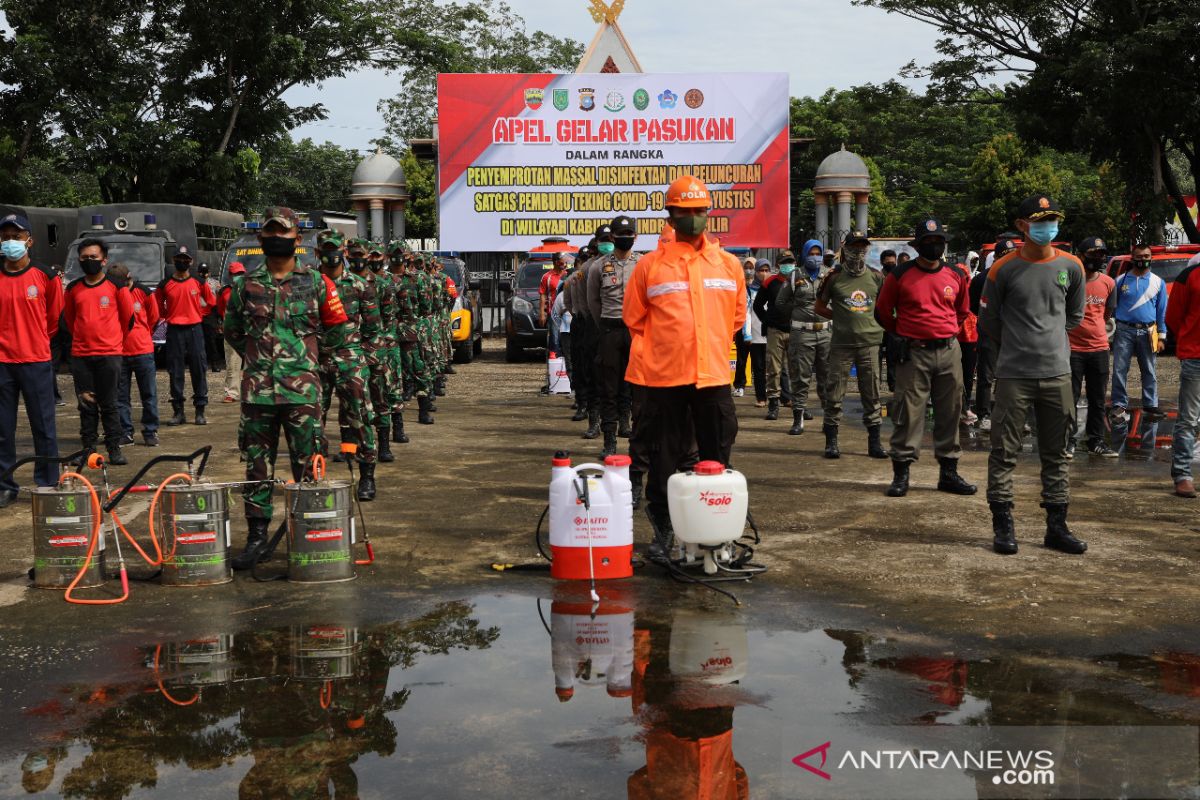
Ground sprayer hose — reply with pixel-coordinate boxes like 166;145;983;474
62;472;128;606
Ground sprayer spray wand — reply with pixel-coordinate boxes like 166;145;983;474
340;443;374;565
91;453;130;600
573;475;600;604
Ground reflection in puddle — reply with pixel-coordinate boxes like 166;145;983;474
7;590;1200;799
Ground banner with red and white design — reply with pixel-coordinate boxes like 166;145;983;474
436;72;790;250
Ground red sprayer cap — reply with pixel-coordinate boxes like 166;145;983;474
604;455;632;467
693;461;724;476
552;450;571;468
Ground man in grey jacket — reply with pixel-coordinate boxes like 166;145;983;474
979;194;1087;555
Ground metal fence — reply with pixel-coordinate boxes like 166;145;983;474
464;252;516;334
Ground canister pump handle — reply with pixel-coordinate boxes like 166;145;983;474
0;449;87;483
103;447;212;513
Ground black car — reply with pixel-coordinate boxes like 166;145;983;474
504;240;577;362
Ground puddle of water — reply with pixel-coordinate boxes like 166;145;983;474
3;587;1200;799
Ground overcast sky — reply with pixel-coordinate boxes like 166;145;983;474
286;0;941;153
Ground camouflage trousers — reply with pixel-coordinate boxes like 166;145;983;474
368;348;392;433
385;344;405;411
320;357;377;465
417;320;440;391
240;402;322;521
402;341;429;397
440;314;452;368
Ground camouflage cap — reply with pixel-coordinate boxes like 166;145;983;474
261;206;299;230
386;240;407;255
315;228;344;247
367;241;385;255
347;237;371;252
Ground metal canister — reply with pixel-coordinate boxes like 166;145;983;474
30;485;105;589
289;624;362;679
155;483;232;587
283;480;355;584
158;634;236;686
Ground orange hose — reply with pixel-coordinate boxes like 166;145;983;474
310;454;326;482
320;680;333;709
153;473;193;562
106;473;194;567
153;645;199;707
62;472;128;606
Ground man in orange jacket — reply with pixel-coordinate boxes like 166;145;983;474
623;176;746;557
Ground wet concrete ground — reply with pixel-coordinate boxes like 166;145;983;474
2;342;1199;798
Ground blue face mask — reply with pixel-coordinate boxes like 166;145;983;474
804;256;822;273
1;239;27;261
778;263;796;276
596;242;615;255
1027;220;1059;246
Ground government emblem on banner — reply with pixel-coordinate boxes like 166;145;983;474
658;89;677;109
633;88;649;110
685;88;704;109
579;88;596;111
524;88;544;110
553;89;569;111
604;91;625;112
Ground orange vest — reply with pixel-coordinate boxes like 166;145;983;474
623;239;746;388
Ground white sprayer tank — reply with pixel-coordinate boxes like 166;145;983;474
549;452;633;580
668;609;749;685
667;461;749;547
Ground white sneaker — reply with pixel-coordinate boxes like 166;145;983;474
1110;407;1129;424
978;417;992;432
733;387;744;397
962;408;978;425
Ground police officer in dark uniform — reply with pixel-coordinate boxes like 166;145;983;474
587;215;639;457
576;224;613;440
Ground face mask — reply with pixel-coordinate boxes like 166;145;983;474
744;270;754;281
916;241;946;261
596;241;615;255
0;239;27;261
881;261;896;271
349;258;369;272
671;213;708;237
174;261;191;272
843;249;867;275
803;256;822;273
1026;220;1059;246
1084;256;1105;272
260;235;297;259
1132;258;1152;271
779;264;796;276
614;235;636;252
319;251;342;268
80;258;104;276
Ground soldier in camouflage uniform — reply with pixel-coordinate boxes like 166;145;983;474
434;258;456;376
315;229;381;501
421;256;449;397
358;240;398;458
368;242;406;431
412;257;439;423
387;243;421;437
223;207;349;570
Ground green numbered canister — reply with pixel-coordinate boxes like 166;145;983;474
31;486;105;589
156;483;232;587
284;480;356;584
289;625;362;679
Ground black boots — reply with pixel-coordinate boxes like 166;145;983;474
788;408;804;435
866;425;887;459
194;407;207;425
645;507;674;561
991;501;1017;554
583;409;601;439
232;518;272;571
392;412;409;444
765;398;779;421
571;403;588;422
106;446;128;466
630;471;643;511
602;430;618;458
418;395;435;425
332;427;351;462
377;429;394;462
434;375;447;397
1042;502;1087;554
618;411;632;438
886;460;910;497
936;457;977;495
823;424;840;459
444;364;456;375
356;462;376;502
166;406;186;426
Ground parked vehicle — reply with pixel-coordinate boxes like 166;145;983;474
503;237;578;362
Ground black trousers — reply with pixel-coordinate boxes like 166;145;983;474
1070;349;1110;447
733;336;750;389
641;384;738;517
596;321;632;433
71;354;122;449
202;317;225;371
960;340;978;411
571;317;597;410
975;333;995;418
166;323;208;409
749;342;766;401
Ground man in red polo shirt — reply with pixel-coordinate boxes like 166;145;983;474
64;238;134;464
0;213;63;506
875;217;975;498
1167;255;1200;498
1069;237;1117;458
108;263;160;448
157;245;215;425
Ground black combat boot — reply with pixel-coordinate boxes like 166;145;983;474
418;395;435;425
866;424;887;459
618;411;632;438
886;460;910;497
765;398;779;421
444;363;456;375
194;406;207;425
583;409;601;439
1042;502;1087;554
434;375;447;397
392;412;409;444
106;445;128;466
630;471;644;511
936;457;977;495
332;427;351;462
602;430;618;458
823;424;840;459
232;518;272;570
377;429;394;462
427;396;438;412
991;501;1017;555
356;462;377;501
571;402;588;422
788;408;804;435
166;405;186;426
645;507;674;561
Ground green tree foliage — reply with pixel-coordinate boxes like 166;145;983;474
398;149;438;241
856;0;1200;242
250;137;361;213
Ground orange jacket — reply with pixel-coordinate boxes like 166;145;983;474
623;238;746;388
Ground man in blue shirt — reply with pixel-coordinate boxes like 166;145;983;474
1110;243;1168;422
